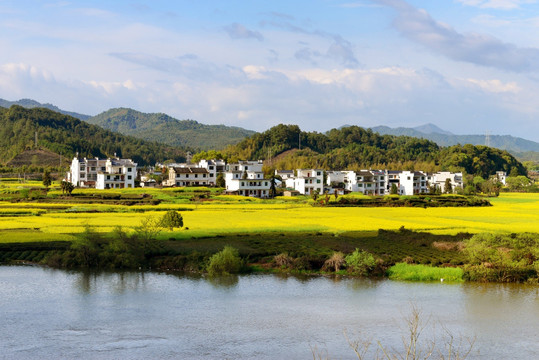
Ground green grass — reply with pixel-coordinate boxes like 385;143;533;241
387;263;464;282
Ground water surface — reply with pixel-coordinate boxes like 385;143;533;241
1;266;538;359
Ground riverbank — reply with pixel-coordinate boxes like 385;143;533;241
1;228;538;283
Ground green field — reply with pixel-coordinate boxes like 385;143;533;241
0;181;538;243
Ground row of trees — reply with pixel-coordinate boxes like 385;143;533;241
219;124;527;179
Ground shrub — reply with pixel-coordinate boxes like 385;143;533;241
274;253;294;269
323;251;345;272
345;249;376;276
207;246;242;276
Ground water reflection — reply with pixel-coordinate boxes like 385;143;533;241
73;270;149;295
207;274;239;289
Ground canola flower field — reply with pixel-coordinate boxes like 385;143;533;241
0;179;538;244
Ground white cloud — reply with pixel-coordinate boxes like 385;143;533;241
464;78;520;93
375;0;539;72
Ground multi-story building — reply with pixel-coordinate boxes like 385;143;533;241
225;160;271;198
285;169;324;195
166;167;211;187
430;172;464;193
95;158;137;189
69;155;137;189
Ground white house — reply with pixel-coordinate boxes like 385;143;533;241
95;158;137;189
431;172;464;193
397;171;428;195
285;169;324;195
165;167;211;187
225;160;271;198
69;156;137;189
495;171;507;185
275;169;294;180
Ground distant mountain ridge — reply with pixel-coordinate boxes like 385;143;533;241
86;108;256;150
370;124;539;154
0;98;91;121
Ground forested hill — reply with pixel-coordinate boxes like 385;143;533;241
223;124;526;178
87;108;256;150
0;98;91;121
0;106;186;166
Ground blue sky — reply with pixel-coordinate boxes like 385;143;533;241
1;0;539;141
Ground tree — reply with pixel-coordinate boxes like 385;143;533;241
216;172;225;187
506;176;531;192
269;175;277;198
134;216;162;242
311;189;320;201
390;183;399;195
444;178;452;194
345;249;376;276
60;180;74;195
42;170;51;188
160;210;183;231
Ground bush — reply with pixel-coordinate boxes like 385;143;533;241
345;249;376;276
207;246;242;276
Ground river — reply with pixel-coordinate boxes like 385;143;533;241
1;266;538;359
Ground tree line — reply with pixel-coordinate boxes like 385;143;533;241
220;124;526;178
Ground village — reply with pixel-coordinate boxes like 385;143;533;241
66;155;508;197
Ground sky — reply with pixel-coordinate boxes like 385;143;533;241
1;0;539;141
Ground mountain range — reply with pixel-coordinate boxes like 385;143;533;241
0;98;91;121
86;108;256;150
1;98;538;164
369;123;539;155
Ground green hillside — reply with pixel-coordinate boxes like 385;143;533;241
0;106;186;166
87;108;255;150
223;124;526;178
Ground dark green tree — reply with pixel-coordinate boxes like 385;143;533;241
444;178;452;194
160;210;184;231
390;183;399;195
60;180;74;195
42;170;51;188
216;172;225;187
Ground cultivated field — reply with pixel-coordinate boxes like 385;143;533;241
0;179;538;244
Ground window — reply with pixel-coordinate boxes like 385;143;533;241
245;166;248;170
195;174;198;178
106;175;110;180
316;179;321;184
203;174;206;178
80;167;85;171
265;182;268;186
127;168;132;172
210;174;214;177
317;171;321;176
128;175;132;180
186;174;189;178
91;167;96;171
209;166;214;170
407;177;411;180
101;167;106;171
241;182;245;186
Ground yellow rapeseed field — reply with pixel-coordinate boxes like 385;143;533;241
0;192;537;243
